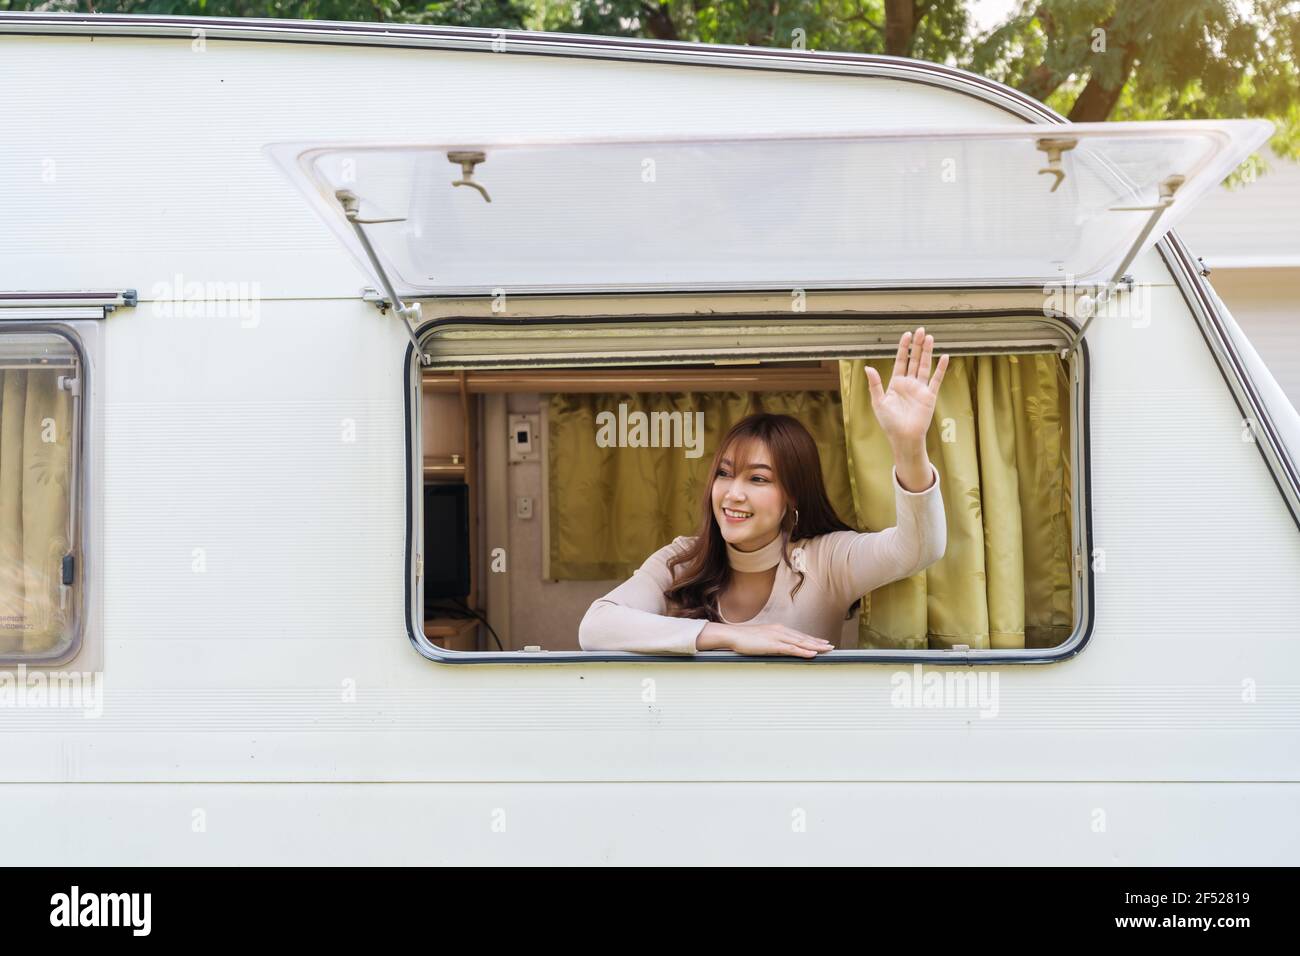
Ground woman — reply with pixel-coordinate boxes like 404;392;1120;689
578;327;950;657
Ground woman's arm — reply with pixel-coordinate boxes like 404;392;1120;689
577;539;836;656
891;441;937;494
577;539;710;654
815;461;947;605
813;325;950;601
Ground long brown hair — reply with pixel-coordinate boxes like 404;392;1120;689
664;413;862;622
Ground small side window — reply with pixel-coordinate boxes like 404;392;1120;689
0;330;82;663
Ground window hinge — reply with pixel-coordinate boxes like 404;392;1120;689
415;553;423;579
1059;274;1133;360
58;374;80;397
1073;548;1084;577
61;552;75;586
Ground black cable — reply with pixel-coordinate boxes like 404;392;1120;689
427;603;475;619
426;600;502;651
444;595;505;652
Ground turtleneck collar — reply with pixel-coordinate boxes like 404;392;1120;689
726;532;785;572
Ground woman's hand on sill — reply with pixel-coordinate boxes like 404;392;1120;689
696;621;834;657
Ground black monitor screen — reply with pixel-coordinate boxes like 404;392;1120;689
423;482;470;603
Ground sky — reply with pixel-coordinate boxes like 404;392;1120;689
967;0;1023;36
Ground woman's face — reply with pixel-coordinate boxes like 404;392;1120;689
711;439;790;551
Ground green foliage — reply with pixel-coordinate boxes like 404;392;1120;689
5;0;530;28
6;0;1296;163
972;0;1298;160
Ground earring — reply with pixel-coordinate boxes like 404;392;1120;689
791;508;799;530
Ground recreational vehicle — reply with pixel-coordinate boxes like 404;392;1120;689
1;11;1298;865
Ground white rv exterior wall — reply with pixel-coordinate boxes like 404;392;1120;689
2;26;1299;865
0;33;1020;297
1205;267;1300;408
1178;146;1300;408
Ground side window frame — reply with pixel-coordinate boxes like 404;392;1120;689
403;310;1093;666
0;316;103;672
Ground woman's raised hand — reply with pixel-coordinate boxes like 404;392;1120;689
865;327;949;449
697;622;834;657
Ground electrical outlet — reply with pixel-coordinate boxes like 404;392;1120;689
508;414;540;463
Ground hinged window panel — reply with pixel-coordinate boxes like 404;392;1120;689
268;120;1271;297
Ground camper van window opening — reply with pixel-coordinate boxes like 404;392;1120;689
418;337;1080;661
0;330;81;664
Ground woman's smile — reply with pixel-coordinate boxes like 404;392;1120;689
712;441;788;548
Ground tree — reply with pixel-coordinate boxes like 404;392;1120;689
7;0;1296;161
972;0;1298;161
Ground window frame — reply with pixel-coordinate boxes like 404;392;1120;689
0;321;97;668
403;308;1094;665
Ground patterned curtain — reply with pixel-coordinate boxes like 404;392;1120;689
839;353;1074;650
0;367;74;657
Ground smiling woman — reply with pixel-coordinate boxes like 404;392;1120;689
577;328;950;657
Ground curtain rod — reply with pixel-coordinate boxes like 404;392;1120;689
421;367;841;393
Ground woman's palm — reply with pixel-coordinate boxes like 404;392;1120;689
865;327;949;445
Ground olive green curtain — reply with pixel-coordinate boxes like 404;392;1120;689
0;368;73;656
839;353;1074;650
547;391;855;580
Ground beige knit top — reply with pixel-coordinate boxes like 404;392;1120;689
577;463;947;654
